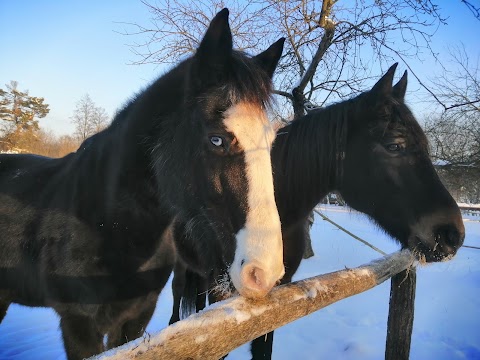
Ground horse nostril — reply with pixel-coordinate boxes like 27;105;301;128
434;224;463;252
246;266;266;289
446;229;459;248
239;263;270;298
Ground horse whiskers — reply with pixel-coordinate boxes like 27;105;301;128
210;272;236;300
411;247;427;265
440;253;455;262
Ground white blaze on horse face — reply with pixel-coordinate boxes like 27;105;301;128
223;102;284;299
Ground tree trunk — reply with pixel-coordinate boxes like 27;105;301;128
291;87;306;120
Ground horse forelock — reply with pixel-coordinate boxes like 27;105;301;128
368;95;430;155
199;50;273;108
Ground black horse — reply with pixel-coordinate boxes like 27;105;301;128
0;9;286;360
170;64;466;359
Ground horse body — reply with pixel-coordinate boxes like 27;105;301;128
0;9;286;359
0;135;174;357
172;64;465;358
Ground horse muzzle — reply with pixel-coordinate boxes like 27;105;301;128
229;229;285;299
408;209;465;262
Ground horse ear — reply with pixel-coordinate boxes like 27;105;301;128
392;70;408;100
196;8;232;65
370;63;398;97
253;38;285;79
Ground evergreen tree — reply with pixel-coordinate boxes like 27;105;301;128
0;81;49;150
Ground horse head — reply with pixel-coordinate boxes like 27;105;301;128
161;9;285;298
341;64;465;262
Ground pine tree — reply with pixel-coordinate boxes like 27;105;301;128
0;81;50;150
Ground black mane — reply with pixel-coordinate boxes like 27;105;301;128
272;96;354;222
273;89;432;224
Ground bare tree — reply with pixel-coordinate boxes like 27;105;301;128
120;0;447;120
427;45;479;165
462;0;480;21
425;114;478;166
424;111;479;207
429;45;480;113
425;45;480;203
71;94;110;142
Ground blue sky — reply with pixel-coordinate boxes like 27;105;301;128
0;1;478;135
0;1;160;135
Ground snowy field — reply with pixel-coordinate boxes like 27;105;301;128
0;205;479;359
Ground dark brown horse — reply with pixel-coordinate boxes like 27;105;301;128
171;64;465;359
0;9;286;360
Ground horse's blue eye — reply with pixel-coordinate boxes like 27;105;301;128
386;143;401;152
210;136;223;147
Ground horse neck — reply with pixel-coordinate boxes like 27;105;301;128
67;63;189;217
272;104;348;225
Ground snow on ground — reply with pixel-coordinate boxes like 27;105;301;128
0;205;479;359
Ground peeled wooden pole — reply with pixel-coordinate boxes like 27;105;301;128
93;250;415;360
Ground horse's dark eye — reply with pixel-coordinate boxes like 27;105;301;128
210;136;223;147
386;143;401;152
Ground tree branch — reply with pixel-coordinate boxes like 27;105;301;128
273;89;294;100
296;1;336;93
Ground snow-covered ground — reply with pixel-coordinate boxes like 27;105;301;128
0;205;479;359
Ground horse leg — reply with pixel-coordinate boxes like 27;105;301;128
60;314;104;360
251;332;275;360
169;261;186;324
196;273;208;311
107;295;158;350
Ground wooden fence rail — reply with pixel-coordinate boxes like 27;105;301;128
92;250;416;360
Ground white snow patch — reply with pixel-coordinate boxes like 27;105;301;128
307;288;317;298
250;305;269;317
234;310;251;324
291;293;306;301
195;334;207;344
356;268;372;276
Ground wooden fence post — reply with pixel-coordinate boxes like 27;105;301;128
385;268;417;360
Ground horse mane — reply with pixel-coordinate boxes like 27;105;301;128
273;98;354;219
273;88;430;223
118;50;273;121
210;50;274;107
